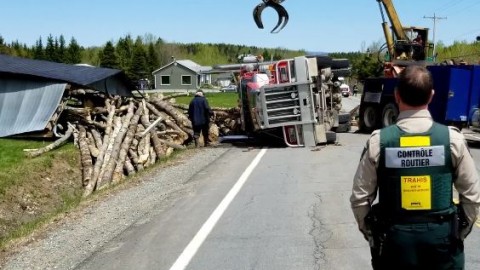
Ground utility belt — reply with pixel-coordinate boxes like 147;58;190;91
389;213;453;224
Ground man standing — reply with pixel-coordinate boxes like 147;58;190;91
350;65;480;269
188;90;213;147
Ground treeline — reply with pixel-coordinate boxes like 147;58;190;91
0;34;305;86
1;33;479;86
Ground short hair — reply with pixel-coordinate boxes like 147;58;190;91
396;65;433;106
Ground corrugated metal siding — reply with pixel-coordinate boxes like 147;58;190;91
0;78;66;137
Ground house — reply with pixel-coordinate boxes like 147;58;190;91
151;59;212;91
0;54;132;137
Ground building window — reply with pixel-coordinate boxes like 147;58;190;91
181;75;192;85
161;75;170;85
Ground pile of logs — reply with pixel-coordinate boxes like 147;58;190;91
25;89;241;197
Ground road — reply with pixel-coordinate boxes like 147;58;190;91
75;94;479;270
4;95;480;270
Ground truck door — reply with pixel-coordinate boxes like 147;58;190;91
445;68;471;123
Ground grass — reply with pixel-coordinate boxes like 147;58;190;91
174;92;239;108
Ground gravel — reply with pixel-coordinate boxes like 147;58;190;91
2;147;230;270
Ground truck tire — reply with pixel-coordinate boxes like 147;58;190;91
331;59;350;69
315;56;333;69
381;102;398;127
359;105;379;133
332;68;352;78
326;131;337;143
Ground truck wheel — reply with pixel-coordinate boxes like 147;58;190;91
315;56;333;69
326;131;337;143
381;103;398;127
331;59;350;69
359;105;378;133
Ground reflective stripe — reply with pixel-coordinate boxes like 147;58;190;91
385;145;445;168
400;136;431;147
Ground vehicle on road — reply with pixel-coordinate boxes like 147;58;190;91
340;84;351;97
220;84;238;92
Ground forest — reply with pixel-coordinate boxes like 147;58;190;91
1;33;479;86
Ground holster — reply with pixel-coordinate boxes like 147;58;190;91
365;205;389;257
452;204;469;242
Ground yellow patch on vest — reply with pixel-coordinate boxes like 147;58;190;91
401;175;432;210
400;136;431;147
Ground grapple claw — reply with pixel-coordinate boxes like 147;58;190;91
253;0;289;33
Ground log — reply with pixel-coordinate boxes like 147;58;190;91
96;115;122;189
78;125;93;187
99;102;136;187
86;131;100;158
139;117;163;138
84;100;115;197
146;102;191;138
137;124;151;165
162;92;190;100
139;102;166;159
124;157;136;176
158;139;186;150
91;129;103;149
112;104;143;184
25;124;74;158
150;99;191;128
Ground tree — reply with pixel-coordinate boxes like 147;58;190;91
33;37;45;60
116;34;134;76
65;37;82;64
45;34;56;62
99;41;119;69
147;43;160;76
130;37;148;82
58;35;66;63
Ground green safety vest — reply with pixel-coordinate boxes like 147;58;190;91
377;122;455;220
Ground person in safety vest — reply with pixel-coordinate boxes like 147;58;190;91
350;65;480;269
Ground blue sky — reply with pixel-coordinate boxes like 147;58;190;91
1;0;479;53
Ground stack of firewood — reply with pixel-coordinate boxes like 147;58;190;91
24;89;242;197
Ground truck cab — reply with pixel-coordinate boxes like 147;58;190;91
238;56;341;147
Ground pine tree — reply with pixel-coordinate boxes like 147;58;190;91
116;34;134;76
66;37;82;64
130;37;148;82
99;41;119;69
45;34;56;61
33;37;45;60
147;43;160;76
58;35;66;63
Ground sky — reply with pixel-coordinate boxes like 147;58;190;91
1;0;480;53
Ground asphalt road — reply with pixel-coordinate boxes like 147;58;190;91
75;94;480;270
4;95;479;270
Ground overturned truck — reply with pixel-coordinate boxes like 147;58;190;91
217;55;351;147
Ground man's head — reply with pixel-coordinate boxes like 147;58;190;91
195;90;204;97
395;65;434;109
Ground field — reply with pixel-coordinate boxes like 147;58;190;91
174;92;239;108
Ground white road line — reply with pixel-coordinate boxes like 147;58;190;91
169;148;268;270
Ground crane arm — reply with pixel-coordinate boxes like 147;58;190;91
377;0;407;41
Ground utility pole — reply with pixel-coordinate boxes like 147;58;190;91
424;13;447;61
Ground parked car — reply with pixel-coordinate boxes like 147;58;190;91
221;84;238;92
340;83;351;97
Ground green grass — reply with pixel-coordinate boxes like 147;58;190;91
174;92;239;108
0;139;78;195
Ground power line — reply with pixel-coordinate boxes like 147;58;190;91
424;13;447;59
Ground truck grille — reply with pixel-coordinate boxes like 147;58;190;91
263;85;301;126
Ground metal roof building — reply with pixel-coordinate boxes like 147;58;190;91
0;55;133;137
